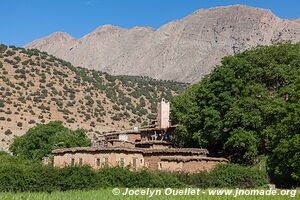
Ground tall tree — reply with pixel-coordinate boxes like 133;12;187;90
171;43;300;186
9;121;91;160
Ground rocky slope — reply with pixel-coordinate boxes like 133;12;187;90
0;45;186;150
26;5;300;83
293;18;300;24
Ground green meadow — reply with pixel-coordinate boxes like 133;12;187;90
0;189;298;200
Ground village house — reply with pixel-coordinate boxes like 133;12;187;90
51;99;227;173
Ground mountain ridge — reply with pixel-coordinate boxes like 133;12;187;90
0;45;186;150
25;5;300;83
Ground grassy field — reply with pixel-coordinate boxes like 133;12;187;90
0;188;298;200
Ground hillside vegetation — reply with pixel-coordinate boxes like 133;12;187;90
0;44;186;150
172;43;300;187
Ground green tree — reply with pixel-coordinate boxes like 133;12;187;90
9;121;91;160
171;43;300;186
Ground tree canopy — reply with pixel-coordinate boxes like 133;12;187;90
9;121;91;160
171;43;300;187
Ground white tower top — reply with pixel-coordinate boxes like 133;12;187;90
156;98;170;129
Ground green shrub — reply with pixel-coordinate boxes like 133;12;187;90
210;164;268;188
59;166;98;191
28;119;36;124
179;171;214;188
9;121;91;160
4;129;12;135
0;154;269;193
0;44;7;54
0;100;4;108
17;122;23;127
0;154;60;192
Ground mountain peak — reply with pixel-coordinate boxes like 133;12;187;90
190;4;273;17
293;18;300;24
46;32;75;41
94;24;123;31
25;5;300;83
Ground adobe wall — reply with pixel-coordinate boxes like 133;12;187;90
158;160;184;172
53;151;144;169
157;159;225;173
152;144;171;149
135;143;171;149
143;155;161;170
107;141;135;148
128;134;142;142
183;160;220;172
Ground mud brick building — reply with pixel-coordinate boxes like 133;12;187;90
52;99;227;172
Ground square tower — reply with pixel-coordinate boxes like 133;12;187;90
157;98;170;128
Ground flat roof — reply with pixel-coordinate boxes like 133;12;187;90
135;141;171;145
52;146;208;155
102;125;179;136
52;147;142;154
160;156;228;162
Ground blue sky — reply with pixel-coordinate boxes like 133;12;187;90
1;0;299;46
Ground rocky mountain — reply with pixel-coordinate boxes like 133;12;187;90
0;45;186;150
293;18;300;24
25;5;300;83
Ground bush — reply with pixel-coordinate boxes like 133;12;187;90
210;164;268;188
0;154;60;192
9;121;91;160
4;129;12;135
179;171;214;188
95;167;185;188
28;119;36;124
59;166;98;191
17;122;23;127
0;155;269;193
177;164;268;189
0;99;4;108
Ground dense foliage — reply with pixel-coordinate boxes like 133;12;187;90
0;153;267;192
9;121;91;160
171;43;300;187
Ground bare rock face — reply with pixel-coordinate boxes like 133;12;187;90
293;18;300;24
25;5;300;83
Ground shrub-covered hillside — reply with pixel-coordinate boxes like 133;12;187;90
0;44;187;150
172;43;300;187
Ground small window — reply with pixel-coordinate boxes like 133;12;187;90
79;158;83;166
96;158;101;166
104;157;108;164
119;158;125;168
132;158;137;168
159;163;162;170
71;158;75;166
140;159;143;164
